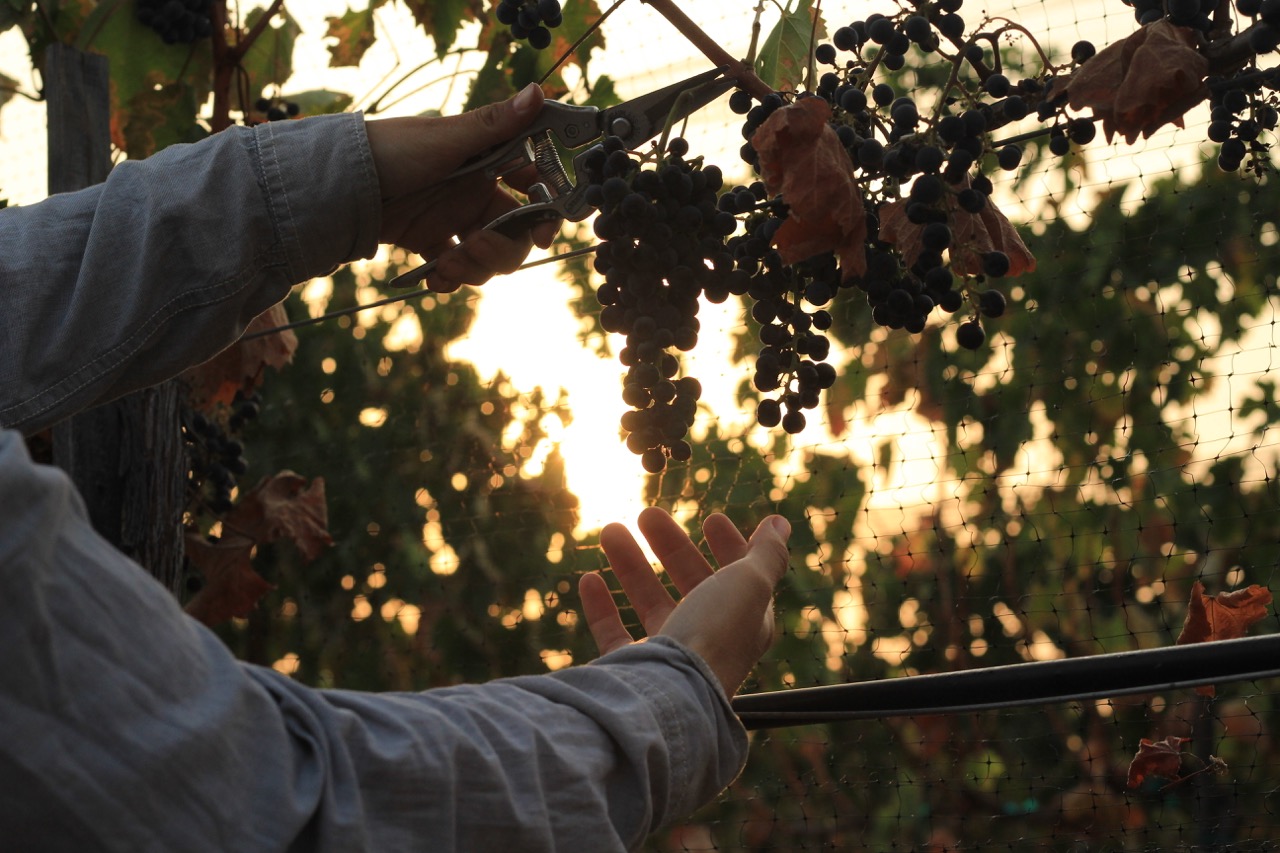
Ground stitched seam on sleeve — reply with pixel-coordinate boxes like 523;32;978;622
348;114;382;257
257;121;303;282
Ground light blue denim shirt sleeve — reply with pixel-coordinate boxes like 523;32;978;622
0;112;381;433
0;114;749;850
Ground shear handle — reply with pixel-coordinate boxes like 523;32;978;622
386;195;563;290
446;101;603;184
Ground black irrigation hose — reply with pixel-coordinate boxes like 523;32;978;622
731;633;1280;730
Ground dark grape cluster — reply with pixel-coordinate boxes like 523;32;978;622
582;136;747;472
183;392;259;514
496;0;563;50
254;96;300;122
1125;0;1217;32
1207;80;1279;172
1237;0;1280;53
733;9;1028;360
738;231;840;434
136;0;213;44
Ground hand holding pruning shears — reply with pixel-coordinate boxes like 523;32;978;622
364;68;734;293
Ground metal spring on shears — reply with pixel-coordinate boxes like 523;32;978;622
532;130;574;197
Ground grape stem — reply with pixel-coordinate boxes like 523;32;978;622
210;0;287;132
747;0;768;64
640;0;773;98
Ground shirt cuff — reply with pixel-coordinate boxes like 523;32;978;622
591;636;750;822
250;111;382;283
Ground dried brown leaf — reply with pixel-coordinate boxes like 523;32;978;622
183;532;274;626
1065;21;1209;144
1126;736;1187;789
1176;579;1273;696
226;472;334;561
752;97;867;278
878;181;1036;278
184;472;332;627
183;303;297;411
1177;580;1273;645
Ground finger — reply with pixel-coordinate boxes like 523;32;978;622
424;83;545;176
739;515;792;586
531;217;563;249
579;571;633;656
501;166;563;248
434;228;530;287
599;520;677;633
702;512;749;567
636;506;714;596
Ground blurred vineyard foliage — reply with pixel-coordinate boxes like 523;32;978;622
6;0;1280;848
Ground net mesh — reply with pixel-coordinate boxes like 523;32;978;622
10;0;1280;849
237;1;1280;848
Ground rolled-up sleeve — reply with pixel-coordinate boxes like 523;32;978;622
0;112;381;433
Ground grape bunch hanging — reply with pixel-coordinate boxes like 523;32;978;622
183;391;260;514
496;0;564;50
572;0;1279;466
580;136;740;473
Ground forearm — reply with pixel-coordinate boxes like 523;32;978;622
0;113;380;433
263;637;748;851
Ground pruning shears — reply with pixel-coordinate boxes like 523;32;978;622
388;66;736;289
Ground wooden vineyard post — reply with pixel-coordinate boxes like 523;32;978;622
45;43;187;597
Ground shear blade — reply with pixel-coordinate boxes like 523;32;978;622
602;66;735;150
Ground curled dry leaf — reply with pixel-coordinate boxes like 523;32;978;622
183;302;298;412
751;97;868;278
1177;580;1273;644
184;471;333;627
1063;20;1209;144
878;182;1036;278
1176;579;1273;696
183;533;273;627
1126;736;1187;789
226;471;334;561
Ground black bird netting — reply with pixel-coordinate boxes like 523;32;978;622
13;0;1280;849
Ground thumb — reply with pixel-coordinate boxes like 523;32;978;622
437;83;545;168
742;515;791;585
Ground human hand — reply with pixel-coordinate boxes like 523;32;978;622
579;507;792;697
363;83;561;293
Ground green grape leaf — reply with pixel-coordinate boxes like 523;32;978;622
583;72;618;108
402;0;484;58
551;0;606;76
464;31;518;112
86;2;212;157
289;88;354;116
240;5;302;102
755;0;826;93
324;5;378;67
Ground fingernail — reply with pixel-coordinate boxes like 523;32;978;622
770;516;791;538
512;83;540;116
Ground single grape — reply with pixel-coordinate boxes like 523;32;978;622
956;320;986;350
781;409;807;434
757;398;783;427
979;289;1007;317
